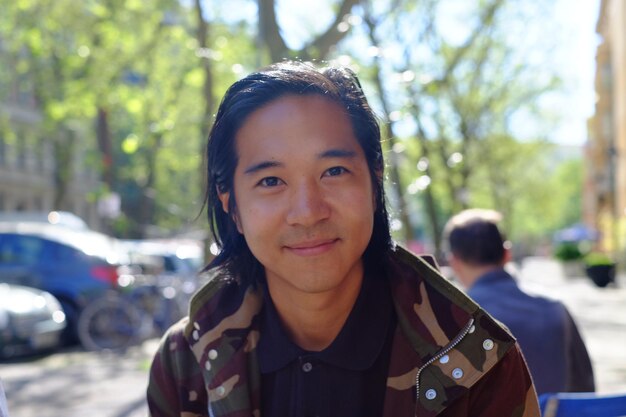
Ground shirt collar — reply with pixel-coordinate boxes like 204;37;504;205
472;267;514;287
258;272;394;373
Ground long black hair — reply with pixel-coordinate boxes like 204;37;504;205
205;61;392;285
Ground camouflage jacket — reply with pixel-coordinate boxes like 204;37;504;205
147;246;540;417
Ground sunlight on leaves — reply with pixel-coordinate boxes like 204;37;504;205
122;134;140;154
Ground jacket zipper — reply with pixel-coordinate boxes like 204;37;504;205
414;318;475;401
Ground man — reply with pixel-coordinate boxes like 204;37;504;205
444;208;595;396
147;61;539;416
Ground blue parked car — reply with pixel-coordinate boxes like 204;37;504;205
0;221;126;343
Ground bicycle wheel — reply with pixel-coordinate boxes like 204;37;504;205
77;295;144;351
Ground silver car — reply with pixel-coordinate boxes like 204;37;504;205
0;284;67;358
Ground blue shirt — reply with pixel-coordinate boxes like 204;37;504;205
258;274;396;417
468;268;594;395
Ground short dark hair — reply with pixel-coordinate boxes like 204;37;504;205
444;209;508;266
205;61;392;285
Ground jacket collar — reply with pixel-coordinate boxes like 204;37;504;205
184;245;482;367
183;246;514;417
386;245;479;361
472;267;514;287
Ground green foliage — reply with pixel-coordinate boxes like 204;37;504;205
0;0;582;244
342;0;576;251
0;0;261;237
553;242;584;261
584;252;615;267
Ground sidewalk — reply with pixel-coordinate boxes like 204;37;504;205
0;342;156;417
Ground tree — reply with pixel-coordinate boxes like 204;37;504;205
257;0;362;62
345;0;561;256
1;0;577;248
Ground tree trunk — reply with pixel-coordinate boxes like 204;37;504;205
257;0;289;62
257;0;361;62
138;133;163;237
194;0;215;143
363;16;414;244
96;107;114;188
53;128;74;210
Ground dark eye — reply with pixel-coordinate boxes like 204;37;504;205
258;177;283;187
325;166;348;177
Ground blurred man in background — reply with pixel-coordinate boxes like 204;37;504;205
444;208;595;395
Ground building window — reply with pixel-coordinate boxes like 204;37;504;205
16;131;26;169
34;135;44;172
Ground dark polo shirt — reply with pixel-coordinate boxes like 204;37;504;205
258;273;396;417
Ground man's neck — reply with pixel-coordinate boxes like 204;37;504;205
265;271;364;352
459;264;502;289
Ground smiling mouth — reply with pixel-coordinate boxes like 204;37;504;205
285;239;339;256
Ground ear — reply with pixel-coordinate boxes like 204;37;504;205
217;189;243;234
217;188;230;213
503;245;513;265
448;254;459;272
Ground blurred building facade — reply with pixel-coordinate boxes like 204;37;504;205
0;45;102;229
586;0;626;256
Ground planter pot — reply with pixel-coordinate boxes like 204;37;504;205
585;264;616;288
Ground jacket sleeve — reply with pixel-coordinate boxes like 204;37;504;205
147;322;208;417
564;309;595;392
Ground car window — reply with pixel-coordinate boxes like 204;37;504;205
163;256;177;272
47;241;89;263
0;234;44;265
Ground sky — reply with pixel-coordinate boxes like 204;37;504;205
549;0;602;146
278;0;603;147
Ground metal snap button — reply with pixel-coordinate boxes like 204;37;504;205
439;354;449;364
483;339;494;351
452;368;464;379
425;389;437;400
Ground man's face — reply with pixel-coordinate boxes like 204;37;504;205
219;94;375;297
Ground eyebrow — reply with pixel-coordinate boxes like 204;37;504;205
319;148;358;159
243;160;283;175
242;148;358;175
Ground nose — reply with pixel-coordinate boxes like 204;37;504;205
286;180;331;227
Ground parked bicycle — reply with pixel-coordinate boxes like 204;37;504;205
77;267;196;351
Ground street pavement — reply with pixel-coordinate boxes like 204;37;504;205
0;342;156;417
1;257;625;416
